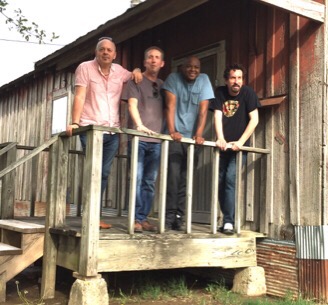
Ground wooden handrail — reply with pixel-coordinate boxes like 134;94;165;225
0;142;18;157
0;135;59;179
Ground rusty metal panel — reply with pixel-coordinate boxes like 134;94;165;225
295;226;328;301
257;240;299;298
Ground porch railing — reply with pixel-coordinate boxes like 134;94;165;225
0;125;271;297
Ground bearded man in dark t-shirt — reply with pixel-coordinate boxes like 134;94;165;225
210;63;261;235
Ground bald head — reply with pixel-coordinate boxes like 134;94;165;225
181;56;201;82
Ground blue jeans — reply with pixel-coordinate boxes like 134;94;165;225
219;151;247;225
129;141;161;222
80;133;119;196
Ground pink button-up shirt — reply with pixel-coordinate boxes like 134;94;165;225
75;59;131;128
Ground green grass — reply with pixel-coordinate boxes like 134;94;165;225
107;271;322;305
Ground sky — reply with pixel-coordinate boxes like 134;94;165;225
0;0;133;86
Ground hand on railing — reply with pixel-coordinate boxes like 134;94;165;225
193;135;205;145
229;141;243;151
66;124;80;137
215;139;227;150
170;132;182;142
136;125;158;136
215;140;243;151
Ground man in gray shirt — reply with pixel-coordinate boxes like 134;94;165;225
121;46;165;233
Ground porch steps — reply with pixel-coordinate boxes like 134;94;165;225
0;242;22;255
0;219;45;302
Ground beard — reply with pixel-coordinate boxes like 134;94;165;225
231;85;240;93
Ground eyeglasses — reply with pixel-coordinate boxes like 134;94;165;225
98;36;113;42
152;82;159;98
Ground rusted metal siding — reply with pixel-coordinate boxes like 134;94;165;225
257;240;299;298
296;226;328;301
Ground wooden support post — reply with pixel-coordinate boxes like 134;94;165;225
246;140;255;222
235;151;243;235
210;148;220;234
41;135;69;299
0;144;17;219
78;129;103;277
128;136;139;234
185;144;194;234
289;15;301;225
158;140;169;233
263;152;273;234
30;155;39;216
0;271;6;303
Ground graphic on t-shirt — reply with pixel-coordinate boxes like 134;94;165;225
223;100;239;117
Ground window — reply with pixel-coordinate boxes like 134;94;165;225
52;89;70;135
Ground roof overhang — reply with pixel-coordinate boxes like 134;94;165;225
35;0;209;71
254;0;325;23
1;0;325;91
34;0;325;72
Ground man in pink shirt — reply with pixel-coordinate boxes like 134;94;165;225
66;37;142;229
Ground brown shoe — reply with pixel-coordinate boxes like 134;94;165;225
141;220;157;232
134;222;143;233
99;220;112;229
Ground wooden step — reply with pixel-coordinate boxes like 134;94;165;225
0;220;44;233
0;242;22;255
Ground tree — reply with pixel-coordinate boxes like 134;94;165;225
0;0;59;43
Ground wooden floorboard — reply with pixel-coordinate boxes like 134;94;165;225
15;215;265;240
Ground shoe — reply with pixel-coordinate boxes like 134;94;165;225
165;222;173;231
172;215;183;231
141;220;157;232
222;223;234;235
99;221;112;229
134;222;143;233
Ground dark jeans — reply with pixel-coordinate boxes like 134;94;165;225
166;142;200;224
219;151;247;225
80;133;119;197
128;141;161;222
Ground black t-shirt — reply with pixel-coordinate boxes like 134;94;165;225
210;85;260;146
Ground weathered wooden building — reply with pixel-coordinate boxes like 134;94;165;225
0;0;328;303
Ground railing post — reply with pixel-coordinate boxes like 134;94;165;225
235;151;243;235
128;136;139;234
158;140;169;233
0;143;17;219
41;135;69;298
78;128;103;277
263;152;273;234
210;148;220;234
185;144;194;233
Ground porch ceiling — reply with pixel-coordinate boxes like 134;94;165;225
254;0;325;23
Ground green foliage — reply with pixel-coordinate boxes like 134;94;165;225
0;0;59;43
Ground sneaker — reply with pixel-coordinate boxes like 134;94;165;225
222;223;234;235
134;222;143;233
99;220;112;229
141;220;157;232
172;215;183;231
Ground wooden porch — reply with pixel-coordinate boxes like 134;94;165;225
0;126;270;302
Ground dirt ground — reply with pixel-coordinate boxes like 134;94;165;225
4;264;239;305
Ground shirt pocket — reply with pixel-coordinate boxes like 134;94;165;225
89;78;101;93
190;91;200;105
